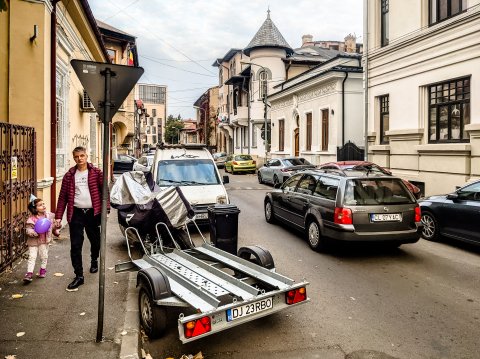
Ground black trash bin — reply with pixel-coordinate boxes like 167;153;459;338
207;204;241;255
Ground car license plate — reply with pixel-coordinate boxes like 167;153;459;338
195;213;208;220
370;213;402;222
226;297;273;322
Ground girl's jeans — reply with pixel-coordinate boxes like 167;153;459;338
27;244;48;273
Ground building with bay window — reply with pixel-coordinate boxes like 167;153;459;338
365;0;480;195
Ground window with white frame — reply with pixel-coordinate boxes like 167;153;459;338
259;70;268;100
429;0;467;24
252;125;257;147
56;64;69;176
379;95;390;144
381;0;389;47
279;119;285;151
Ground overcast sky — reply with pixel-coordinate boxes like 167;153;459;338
89;0;363;119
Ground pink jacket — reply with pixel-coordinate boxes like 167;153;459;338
26;212;55;246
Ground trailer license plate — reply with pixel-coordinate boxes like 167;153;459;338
226;297;273;322
370;213;402;222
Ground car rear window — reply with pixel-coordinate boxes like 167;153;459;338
235;155;252;161
284;158;312;166
344;178;415;205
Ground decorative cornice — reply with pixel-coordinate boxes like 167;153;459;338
271;99;293;111
297;81;336;104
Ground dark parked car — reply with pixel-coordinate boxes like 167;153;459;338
258;157;316;186
213;152;228;168
113;154;136;174
264;169;422;251
318;161;422;198
419;180;480;245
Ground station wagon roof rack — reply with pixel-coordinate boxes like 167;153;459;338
156;143;207;150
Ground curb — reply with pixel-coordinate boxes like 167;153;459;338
120;271;140;359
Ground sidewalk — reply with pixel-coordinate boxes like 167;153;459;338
0;210;140;359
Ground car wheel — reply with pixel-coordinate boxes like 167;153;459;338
421;211;439;241
258;172;264;184
306;219;327;251
264;200;276;224
138;286;167;339
273;175;280;187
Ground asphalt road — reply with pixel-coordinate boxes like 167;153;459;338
142;170;480;359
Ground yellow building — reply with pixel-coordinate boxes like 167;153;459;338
0;0;108;269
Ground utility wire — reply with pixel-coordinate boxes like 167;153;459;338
140;55;216;77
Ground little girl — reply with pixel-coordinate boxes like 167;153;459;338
24;197;59;282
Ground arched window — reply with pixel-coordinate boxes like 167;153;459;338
259;70;268;100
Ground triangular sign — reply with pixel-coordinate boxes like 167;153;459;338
71;60;144;122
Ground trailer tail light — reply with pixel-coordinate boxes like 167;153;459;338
286;287;307;305
334;207;353;225
414;205;421;222
184;316;211;339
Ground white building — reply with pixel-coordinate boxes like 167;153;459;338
365;0;480;195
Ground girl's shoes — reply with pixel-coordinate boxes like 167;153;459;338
23;272;33;282
38;268;47;278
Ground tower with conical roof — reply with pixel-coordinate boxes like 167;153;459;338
244;10;292;160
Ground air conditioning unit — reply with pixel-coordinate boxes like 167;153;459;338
81;90;96;112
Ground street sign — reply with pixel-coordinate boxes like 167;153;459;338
71;60;144;122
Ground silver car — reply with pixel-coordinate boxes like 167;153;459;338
258;157;316;186
133;154;154;172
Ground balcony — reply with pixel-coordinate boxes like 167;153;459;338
231;106;248;127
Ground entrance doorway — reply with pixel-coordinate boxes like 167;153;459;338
294;128;299;157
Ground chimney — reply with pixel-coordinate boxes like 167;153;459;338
302;34;313;47
344;33;356;53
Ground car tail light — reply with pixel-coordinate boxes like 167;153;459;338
334;207;353;225
414;205;421;222
233;161;238;165
184;316;211;339
286;287;307;305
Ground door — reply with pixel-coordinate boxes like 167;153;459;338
294;128;299;157
274;173;302;222
288;174;318;228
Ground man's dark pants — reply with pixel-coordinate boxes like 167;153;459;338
69;207;100;277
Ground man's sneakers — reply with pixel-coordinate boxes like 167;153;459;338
66;276;84;291
23;272;33;283
37;268;47;278
89;260;98;273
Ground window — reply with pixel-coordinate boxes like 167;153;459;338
279;119;285;151
56;64;69;175
283;173;302;192
230;61;236;76
259;70;268;100
321;109;329;151
152;135;157;144
242;127;248;147
252;125;257;147
106;48;116;63
306;113;312;151
314;176;339;200
219;68;223;86
296;175;317;195
139;85;166;104
429;77;470;142
430;0;467;24
381;0;389;46
379;95;390;144
152;108;157;117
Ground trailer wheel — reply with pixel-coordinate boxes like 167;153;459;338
138;286;167;339
238;245;275;270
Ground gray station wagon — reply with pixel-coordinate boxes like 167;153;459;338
264;169;422;251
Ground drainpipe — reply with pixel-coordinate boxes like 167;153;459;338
342;71;349;147
363;0;369;160
50;0;59;211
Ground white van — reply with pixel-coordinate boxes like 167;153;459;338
150;145;229;221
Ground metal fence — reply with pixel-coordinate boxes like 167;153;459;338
337;141;365;161
0;122;36;272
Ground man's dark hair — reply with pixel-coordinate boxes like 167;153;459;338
28;198;42;215
72;146;87;153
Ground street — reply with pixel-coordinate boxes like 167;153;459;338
142;170;480;359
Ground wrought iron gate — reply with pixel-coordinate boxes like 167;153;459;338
0;123;36;272
337;141;365;161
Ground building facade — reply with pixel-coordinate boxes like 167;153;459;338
365;0;480;195
135;83;167;152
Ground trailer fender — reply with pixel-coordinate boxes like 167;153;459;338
137;267;171;301
238;245;275;270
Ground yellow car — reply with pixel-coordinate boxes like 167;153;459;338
225;154;256;174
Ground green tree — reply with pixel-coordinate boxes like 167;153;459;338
0;0;7;12
165;114;184;144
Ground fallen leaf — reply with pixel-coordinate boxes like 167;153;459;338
11;294;23;299
350;297;356;301
108;267;114;270
113;281;119;284
54;273;64;277
16;332;25;337
121;330;127;336
79;312;86;316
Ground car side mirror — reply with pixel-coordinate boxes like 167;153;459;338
446;193;458;200
264;163;269;167
223;175;229;184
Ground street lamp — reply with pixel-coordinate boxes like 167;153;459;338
240;61;269;162
194;106;207;146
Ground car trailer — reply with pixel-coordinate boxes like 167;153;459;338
115;220;310;343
